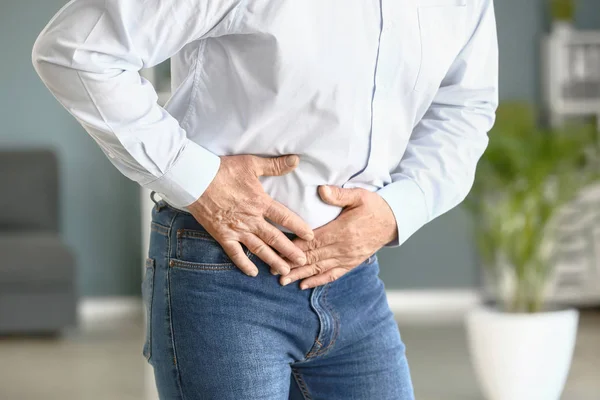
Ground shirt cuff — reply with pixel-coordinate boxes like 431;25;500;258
143;140;221;208
376;178;430;248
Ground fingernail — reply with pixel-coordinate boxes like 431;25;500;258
300;284;308;290
294;256;306;266
302;232;315;241
320;185;331;196
285;155;299;167
248;269;259;277
282;278;291;286
271;270;279;276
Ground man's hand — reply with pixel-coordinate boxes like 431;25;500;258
277;185;397;289
187;154;314;277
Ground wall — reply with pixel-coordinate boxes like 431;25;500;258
378;0;600;289
0;1;142;296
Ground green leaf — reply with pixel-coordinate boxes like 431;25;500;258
469;101;600;312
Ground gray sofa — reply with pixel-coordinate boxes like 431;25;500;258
0;150;77;334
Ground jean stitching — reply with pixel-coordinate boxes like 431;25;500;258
177;230;182;260
175;229;255;267
143;258;155;362
148;262;154;361
179;229;214;240
304;285;337;359
166;212;186;400
291;368;313;400
313;284;339;357
151;222;169;236
169;259;236;270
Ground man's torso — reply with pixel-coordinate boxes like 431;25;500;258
166;0;472;227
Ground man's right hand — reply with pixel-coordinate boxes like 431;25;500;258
187;154;314;277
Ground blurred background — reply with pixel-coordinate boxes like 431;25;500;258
1;0;599;399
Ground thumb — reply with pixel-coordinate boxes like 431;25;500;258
318;185;363;207
254;155;299;177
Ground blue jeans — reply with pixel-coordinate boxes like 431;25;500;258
143;199;415;399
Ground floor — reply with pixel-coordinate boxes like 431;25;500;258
0;307;598;400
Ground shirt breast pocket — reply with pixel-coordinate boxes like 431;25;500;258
413;0;469;93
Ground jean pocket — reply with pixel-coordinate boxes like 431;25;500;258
141;258;155;361
173;228;254;270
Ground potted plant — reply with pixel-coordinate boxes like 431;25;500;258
465;102;599;400
550;0;576;35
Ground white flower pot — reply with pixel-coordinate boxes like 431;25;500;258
465;305;579;400
552;21;573;37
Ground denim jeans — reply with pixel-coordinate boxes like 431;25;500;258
142;199;415;399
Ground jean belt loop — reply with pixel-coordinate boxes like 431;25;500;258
150;191;165;211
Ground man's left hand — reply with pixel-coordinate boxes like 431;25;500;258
276;185;398;289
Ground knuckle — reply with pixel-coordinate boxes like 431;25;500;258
328;273;338;283
263;232;279;247
278;211;291;225
271;159;284;175
306;239;319;251
228;250;243;261
312;264;323;275
264;201;278;216
252;243;268;256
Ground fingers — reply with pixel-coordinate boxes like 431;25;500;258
299;245;335;267
256;221;307;267
241;234;292;275
279;259;339;286
318;185;363;208
291;227;337;253
221;241;259;277
253;155;299;177
264;200;314;241
299;267;351;290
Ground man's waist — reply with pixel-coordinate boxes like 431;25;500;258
161;176;379;230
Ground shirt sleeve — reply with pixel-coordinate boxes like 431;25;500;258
377;0;499;247
31;0;243;208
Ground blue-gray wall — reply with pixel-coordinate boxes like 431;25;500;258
1;1;599;295
378;0;600;289
0;1;142;297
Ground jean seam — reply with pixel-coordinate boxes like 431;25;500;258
166;212;186;400
151;222;169;236
143;258;155;362
169;259;237;270
178;229;214;240
291;368;313;400
303;284;339;359
313;283;339;357
304;287;325;359
177;230;182;260
174;227;256;267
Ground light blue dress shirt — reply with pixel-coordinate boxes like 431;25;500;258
32;0;498;247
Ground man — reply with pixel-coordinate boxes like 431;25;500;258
32;0;498;398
